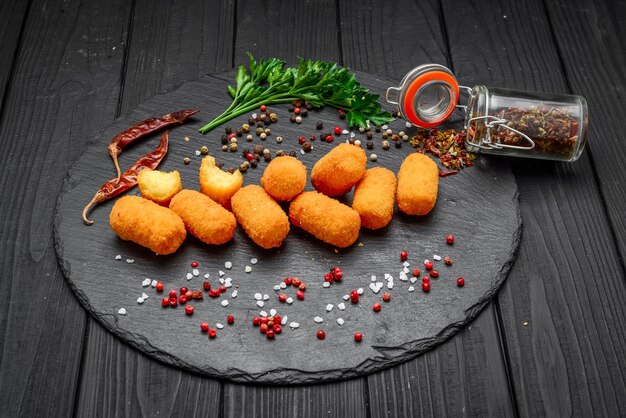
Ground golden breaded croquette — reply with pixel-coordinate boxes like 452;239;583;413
311;143;367;196
352;167;397;229
169;189;236;245
396;153;439;215
199;155;243;209
231;185;290;249
137;168;182;206
110;195;186;255
260;156;307;201
289;191;361;248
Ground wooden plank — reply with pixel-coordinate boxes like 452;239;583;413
74;0;234;415
223;1;367;415
544;0;626;275
339;0;516;416
440;0;626;416
0;0;30;117
0;0;131;416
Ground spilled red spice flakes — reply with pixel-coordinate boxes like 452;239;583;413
410;128;476;176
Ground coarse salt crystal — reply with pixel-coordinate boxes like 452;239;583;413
137;297;144;304
204;273;210;279
257;301;264;307
263;294;270;300
141;293;149;300
369;283;379;293
224;281;232;289
118;308;127;315
225;261;232;269
408;286;415;292
273;285;281;291
254;293;262;300
225;278;232;285
270;309;277;316
219;278;225;285
433;255;441;261
405;121;412;128
151;280;158;287
221;300;229;307
424;259;430;265
410;277;417;284
281;316;288;325
286;297;294;304
195;150;201;156
186;273;193;280
337;303;346;310
371;275;377;282
142;278;151;287
399;271;408;281
381;125;388;130
231;290;238;298
384;273;392;281
192;269;200;276
126;259;134;264
323;282;330;288
403;267;410;274
326;304;334;312
245;266;252;273
216;323;224;329
289;322;299;329
387;282;394;289
357;288;364;295
350;132;356;138
219;270;225;277
336;318;344;325
342;129;349;135
259;311;268;317
402;261;410;267
250;258;258;264
251;113;257;119
314;316;323;323
300;149;305;155
279;282;287;289
115;255;122;260
343;294;350;301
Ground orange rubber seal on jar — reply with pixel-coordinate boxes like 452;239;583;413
402;71;460;128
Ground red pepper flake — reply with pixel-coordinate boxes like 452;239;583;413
219;285;227;293
424;261;433;270
332;267;343;281
334;126;342;135
260;323;269;334
168;290;177;299
317;329;326;340
292;278;302;287
273;324;282;334
324;273;334;282
439;169;459;177
457;277;465;287
373;302;381;312
180;287;188;295
325;135;334;143
298;283;307;291
179;294;188;304
354;332;363;342
298;136;306;145
274;315;282;324
296;289;305;300
284;277;293;286
266;330;275;339
169;298;178;307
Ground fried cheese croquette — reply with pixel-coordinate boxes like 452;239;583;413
231;185;290;249
199;155;243;209
137;168;182;206
352;167;397;229
260;156;307;201
109;195;186;255
311;143;367;196
289;191;361;248
396;153;439;215
169;189;236;245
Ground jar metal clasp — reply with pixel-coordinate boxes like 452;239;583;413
465;115;535;151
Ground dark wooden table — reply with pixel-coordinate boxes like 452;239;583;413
1;0;624;416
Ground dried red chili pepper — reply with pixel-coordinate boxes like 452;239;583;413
108;109;198;183
82;131;169;225
439;169;458;177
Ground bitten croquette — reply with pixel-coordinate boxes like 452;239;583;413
109;195;186;255
289;191;361;248
231;185;290;249
169;189;236;245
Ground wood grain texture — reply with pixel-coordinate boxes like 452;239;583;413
0;0;30;118
74;0;234;415
544;0;626;277
0;0;131;416
339;0;516;416
441;0;626;416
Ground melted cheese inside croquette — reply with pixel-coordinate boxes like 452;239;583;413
311;143;366;196
109;195;186;255
396;153;439;215
199;155;243;209
260;156;307;201
137;168;182;206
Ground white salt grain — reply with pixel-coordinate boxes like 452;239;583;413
403;267;410;274
357;288;364;295
204;273;210;279
314;316;323;323
408;286;415;292
410;276;418;284
281;316;288;325
151;280;158;287
192;269;200;276
399;271;408;281
137;297;144;304
231;290;238;298
115;255;122;260
371;275;377;282
387;282;394;289
219;270;225;277
343;294;350;301
141;293;149;300
216;323;224;329
323;281;331;288
286;297;294;304
259;311;268;317
195;150;201;156
244;266;252;273
337;303;346;310
342;129;349;135
405;121;412;128
254;293;262;300
186;273;193;280
326;304;334;312
270;309;277;316
219;278;225;285
279;282;287;289
118;308;127;315
142;278;151;287
402;261;410;267
250;258;258;265
273;285;281;291
225;261;232;269
221;300;229;307
289;322;299;329
263;294;270;301
257;301;264;307
336;318;344;325
433;255;441;261
126;259;134;264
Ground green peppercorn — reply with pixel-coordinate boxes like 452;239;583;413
229;143;238;152
242;123;250;133
382;140;390;150
269;113;278;123
264;128;271;135
358;127;365;133
183;157;190;164
256;127;264;135
222;145;228;152
276;150;284;156
276;136;283;143
382;132;388;139
200;146;209;155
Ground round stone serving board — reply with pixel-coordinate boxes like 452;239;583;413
54;70;521;384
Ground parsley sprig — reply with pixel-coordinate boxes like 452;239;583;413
199;54;394;134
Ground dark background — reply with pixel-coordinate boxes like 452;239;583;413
0;0;624;416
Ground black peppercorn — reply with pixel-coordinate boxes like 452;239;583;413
225;127;232;135
221;135;229;144
250;159;257;168
366;140;374;149
375;126;381;132
366;131;373;139
236;128;243;137
349;138;355;145
215;162;224;169
300;108;308;117
264;154;272;162
302;142;312;152
306;103;313;110
289;151;297;157
395;140;402;148
227;167;235;174
254;144;264;155
248;117;256;125
316;121;324;130
290;115;296;123
288;106;295;113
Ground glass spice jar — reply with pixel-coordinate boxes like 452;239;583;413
386;64;588;162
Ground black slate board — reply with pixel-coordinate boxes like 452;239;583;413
54;71;521;384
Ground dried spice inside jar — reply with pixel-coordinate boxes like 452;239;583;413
490;106;580;159
410;129;476;173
